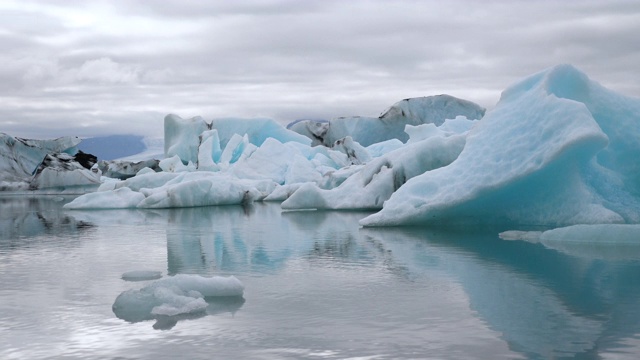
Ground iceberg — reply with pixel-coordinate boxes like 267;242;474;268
282;134;466;210
64;117;354;209
361;64;640;227
540;224;640;260
164;114;311;165
29;152;101;190
289;95;485;146
112;274;244;324
0;133;84;190
11;63;640;234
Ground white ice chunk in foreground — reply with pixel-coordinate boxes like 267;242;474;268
112;274;244;322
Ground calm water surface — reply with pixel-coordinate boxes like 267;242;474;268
1;196;640;359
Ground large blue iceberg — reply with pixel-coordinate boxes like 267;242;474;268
361;64;640;227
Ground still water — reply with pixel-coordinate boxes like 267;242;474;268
1;196;640;359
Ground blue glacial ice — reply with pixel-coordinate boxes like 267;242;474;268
5;63;640;236
361;64;640;227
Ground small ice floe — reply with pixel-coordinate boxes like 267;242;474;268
113;274;245;329
121;270;163;282
500;224;640;260
498;230;543;243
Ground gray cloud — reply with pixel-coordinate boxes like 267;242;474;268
1;0;639;139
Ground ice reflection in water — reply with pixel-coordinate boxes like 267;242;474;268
1;198;640;359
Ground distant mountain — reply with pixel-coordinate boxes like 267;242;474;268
78;135;146;160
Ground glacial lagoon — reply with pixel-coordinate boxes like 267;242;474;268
2;196;640;359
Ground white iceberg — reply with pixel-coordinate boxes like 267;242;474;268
112;274;244;323
282;134;466;210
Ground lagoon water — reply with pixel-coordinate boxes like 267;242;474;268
1;196;640;359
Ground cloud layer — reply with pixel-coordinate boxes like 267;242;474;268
2;0;639;139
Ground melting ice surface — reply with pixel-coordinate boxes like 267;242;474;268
3;198;640;359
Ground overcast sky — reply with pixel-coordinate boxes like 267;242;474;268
2;0;639;139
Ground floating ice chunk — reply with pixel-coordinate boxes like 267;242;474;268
540;224;640;244
136;173;275;208
362;64;637;227
64;187;146;209
28;152;101;190
30;167;101;190
112;274;244;323
498;230;543;243
0;133;81;181
121;270;163;281
283;134;465;210
292;95;485;146
539;224;640;260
